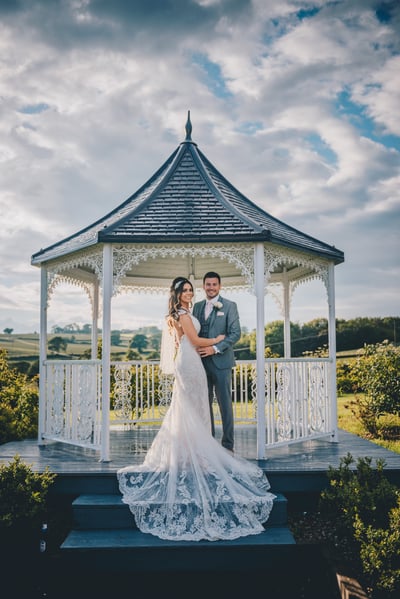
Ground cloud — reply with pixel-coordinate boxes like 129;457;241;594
0;0;399;333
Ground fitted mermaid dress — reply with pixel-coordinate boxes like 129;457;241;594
117;314;275;541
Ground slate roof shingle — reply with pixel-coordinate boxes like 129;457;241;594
31;126;344;265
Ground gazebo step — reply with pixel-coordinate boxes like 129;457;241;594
60;526;296;572
71;492;288;529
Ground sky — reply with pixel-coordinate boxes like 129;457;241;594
0;0;399;335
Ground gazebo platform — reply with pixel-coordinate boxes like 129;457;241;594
1;427;399;495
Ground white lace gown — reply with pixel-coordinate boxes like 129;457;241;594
117;314;276;541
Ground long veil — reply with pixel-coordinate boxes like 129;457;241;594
159;318;176;375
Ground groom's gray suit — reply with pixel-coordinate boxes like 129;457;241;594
193;296;241;451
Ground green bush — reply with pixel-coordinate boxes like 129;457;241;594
320;453;398;531
336;360;357;395
349;342;400;434
0;455;56;533
0;349;39;444
354;495;400;598
319;453;399;598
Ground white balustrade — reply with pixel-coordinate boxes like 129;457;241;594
42;358;332;450
43;360;102;449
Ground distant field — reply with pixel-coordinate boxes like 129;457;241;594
0;333;134;362
1;332;365;363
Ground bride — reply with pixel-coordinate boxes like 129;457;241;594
117;277;275;541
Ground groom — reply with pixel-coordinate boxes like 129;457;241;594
193;272;241;453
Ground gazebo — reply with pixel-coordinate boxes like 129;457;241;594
31;112;344;462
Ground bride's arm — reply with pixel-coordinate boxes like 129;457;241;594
179;313;224;347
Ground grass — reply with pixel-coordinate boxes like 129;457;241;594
338;393;400;454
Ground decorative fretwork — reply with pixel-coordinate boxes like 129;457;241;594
43;360;101;449
113;363;134;420
276;364;293;441
41;358;332;451
43;243;331;316
158;373;174;415
264;359;331;445
46;247;103;308
264;245;329;294
113;244;255;295
309;364;327;432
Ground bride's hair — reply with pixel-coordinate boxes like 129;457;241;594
167;277;193;325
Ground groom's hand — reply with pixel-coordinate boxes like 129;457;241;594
197;346;215;357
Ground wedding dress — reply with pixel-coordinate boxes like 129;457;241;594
117;313;275;541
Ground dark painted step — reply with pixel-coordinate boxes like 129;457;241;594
60;525;296;572
71;492;288;529
49;468;335;498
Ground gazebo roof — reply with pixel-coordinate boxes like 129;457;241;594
31;113;344;266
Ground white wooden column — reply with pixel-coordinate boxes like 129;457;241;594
91;278;99;360
100;244;112;462
283;267;291;358
38;266;48;445
254;243;266;459
327;262;338;442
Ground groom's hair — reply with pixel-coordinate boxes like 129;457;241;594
203;271;221;283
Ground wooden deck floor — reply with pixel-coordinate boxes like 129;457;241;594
1;426;399;484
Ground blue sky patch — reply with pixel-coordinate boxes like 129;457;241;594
305;133;337;164
191;53;232;99
296;7;320;21
335;90;400;151
375;2;395;23
235;121;263;135
19;103;50;114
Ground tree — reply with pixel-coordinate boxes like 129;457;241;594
125;349;141;360
48;336;68;353
111;330;121;346
149;334;161;351
51;325;63;334
264;321;284;356
3;328;13;335
129;334;148;353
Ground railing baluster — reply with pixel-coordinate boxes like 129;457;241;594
42;357;333;450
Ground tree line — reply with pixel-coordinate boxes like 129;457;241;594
46;316;399;361
234;316;399;359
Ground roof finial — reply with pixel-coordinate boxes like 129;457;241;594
185;110;192;141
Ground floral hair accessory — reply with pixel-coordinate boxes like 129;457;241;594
214;301;223;310
174;278;186;290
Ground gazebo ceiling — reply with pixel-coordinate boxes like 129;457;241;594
31;112;344;289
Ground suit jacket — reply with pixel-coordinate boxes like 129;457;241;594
192;296;241;370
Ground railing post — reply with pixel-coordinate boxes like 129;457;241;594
283;267;291;358
100;244;112;462
254;242;266;459
327;262;338;442
91;278;99;360
38;266;47;445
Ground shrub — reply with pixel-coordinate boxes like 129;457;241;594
349;342;400;435
0;455;56;533
0;349;39;443
319;453;399;598
320;453;398;531
354;495;400;598
336;360;357;395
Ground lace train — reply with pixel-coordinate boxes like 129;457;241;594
117;316;275;541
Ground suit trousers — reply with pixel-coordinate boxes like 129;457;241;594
203;357;234;451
